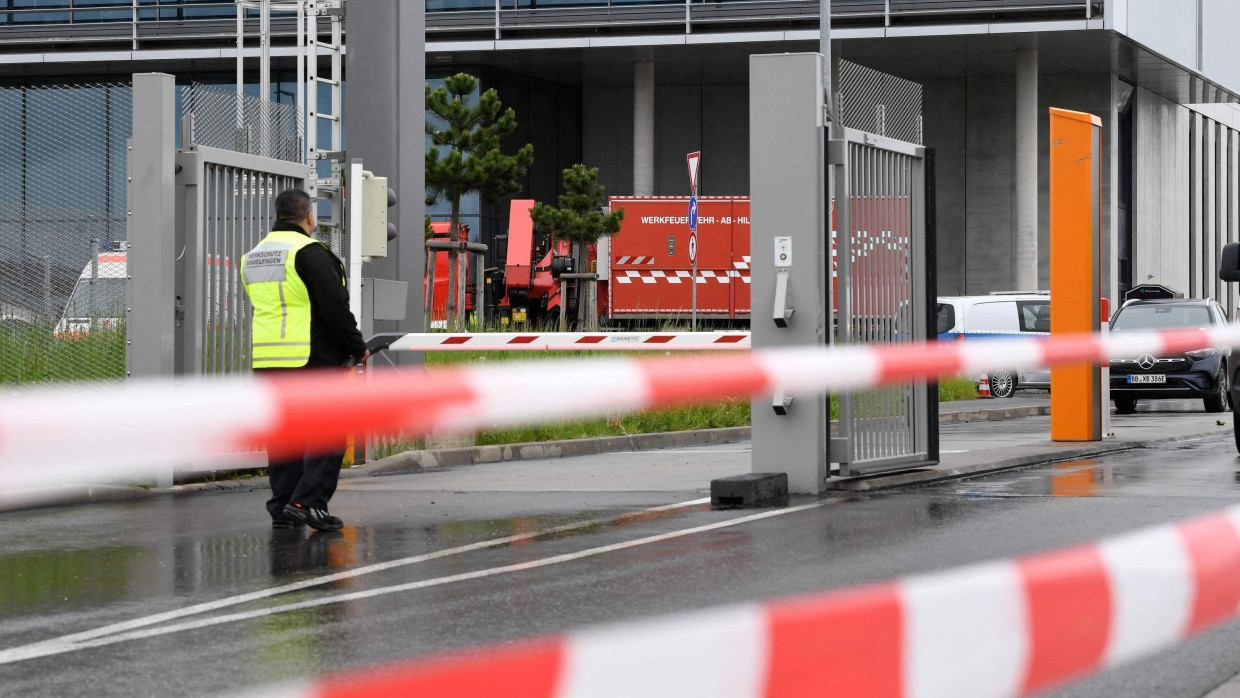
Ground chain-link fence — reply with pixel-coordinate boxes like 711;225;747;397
840;59;924;144
0;82;131;383
182;83;302;163
0;81;307;385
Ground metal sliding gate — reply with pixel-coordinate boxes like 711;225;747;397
834;127;933;477
174;120;306;376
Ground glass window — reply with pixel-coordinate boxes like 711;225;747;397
63;277;125;318
1111;304;1213;331
967;301;1019;333
1017;300;1050;332
935;302;955;335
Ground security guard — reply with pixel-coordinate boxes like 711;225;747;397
241;189;367;531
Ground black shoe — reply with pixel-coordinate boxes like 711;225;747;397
282;503;343;532
271;517;305;530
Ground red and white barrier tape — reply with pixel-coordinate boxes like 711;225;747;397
0;325;1233;494
232;504;1240;698
385;331;750;352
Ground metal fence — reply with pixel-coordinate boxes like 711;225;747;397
0;80;308;385
0;82;131;384
839;59;923;145
176;90;307;377
834;126;930;476
181;83;302;163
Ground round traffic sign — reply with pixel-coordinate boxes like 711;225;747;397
688;232;698;265
688;196;698;232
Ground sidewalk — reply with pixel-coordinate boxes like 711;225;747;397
830;397;1231;492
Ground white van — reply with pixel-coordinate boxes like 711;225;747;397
936;292;1051;397
55;243;238;339
54;243;128;339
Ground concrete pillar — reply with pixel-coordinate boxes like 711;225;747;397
1015;48;1039;291
128;73;176;381
345;1;425;349
633;48;655;196
749;53;829;494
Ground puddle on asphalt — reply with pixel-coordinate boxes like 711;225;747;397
0;503;715;622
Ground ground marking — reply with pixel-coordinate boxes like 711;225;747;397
0;497;711;663
0;499;831;664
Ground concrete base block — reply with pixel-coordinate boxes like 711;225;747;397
710;472;789;509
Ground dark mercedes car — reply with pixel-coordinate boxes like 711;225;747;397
1109;297;1231;414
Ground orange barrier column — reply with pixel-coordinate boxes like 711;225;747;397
1050;108;1103;441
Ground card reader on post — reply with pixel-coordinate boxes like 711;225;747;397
773;236;794;328
771;236;795;414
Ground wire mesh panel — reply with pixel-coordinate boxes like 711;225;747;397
175;80;308;378
0;83;131;384
181;83;302;163
835;128;928;476
839;59;924;145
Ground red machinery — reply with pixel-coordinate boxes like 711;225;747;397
429;194;910;328
498;199;600;325
605;196;751;322
424;221;473;328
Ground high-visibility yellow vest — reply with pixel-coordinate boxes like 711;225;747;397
240;229;338;369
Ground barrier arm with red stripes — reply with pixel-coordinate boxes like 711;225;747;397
366;331;751;352
0;325;1235;497
231;504;1240;698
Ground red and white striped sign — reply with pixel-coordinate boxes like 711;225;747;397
0;325;1233;496
613;270;750;285
232;505;1240;698
384;332;751;352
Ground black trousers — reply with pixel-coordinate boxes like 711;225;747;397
266;445;344;520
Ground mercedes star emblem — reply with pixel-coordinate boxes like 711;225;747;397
1137;354;1157;370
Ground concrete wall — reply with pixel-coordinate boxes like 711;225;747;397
1132;88;1190;294
1181;108;1240;315
584;83;749;198
923;78;967;294
1037;74;1115;296
922;72;1112;296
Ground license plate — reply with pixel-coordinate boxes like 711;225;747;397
1127;374;1166;384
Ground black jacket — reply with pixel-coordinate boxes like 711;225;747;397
267;222;366;369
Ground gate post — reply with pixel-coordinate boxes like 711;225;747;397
748;53;830;495
1049;108;1104;441
128;73;177;380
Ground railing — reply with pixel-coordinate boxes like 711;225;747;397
0;1;1102;53
0;1;317;53
427;0;1104;40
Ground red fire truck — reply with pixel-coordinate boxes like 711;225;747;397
603;196;750;322
430;195;911;327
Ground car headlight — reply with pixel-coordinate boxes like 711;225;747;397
1185;348;1218;360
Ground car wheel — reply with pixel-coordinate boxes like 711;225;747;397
1205;367;1229;413
1114;398;1137;415
988;370;1016;399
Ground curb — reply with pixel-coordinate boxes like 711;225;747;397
937;404;1050;424
352;426;753;477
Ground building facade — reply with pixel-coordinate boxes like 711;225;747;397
428;0;1240;315
0;1;1236;319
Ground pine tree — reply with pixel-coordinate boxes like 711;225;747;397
530;165;625;329
425;73;534;330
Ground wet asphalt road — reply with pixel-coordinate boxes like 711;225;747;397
5;413;1240;696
